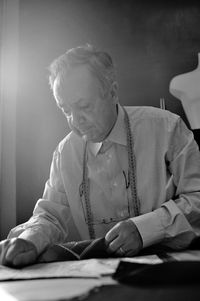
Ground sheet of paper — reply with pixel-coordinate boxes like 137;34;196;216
121;254;163;264
0;255;162;281
0;255;162;301
0;278;111;301
0;259;120;281
168;250;200;261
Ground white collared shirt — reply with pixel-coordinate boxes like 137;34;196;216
9;105;200;254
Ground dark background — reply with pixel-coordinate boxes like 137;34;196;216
16;0;200;224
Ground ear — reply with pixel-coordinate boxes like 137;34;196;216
110;81;119;104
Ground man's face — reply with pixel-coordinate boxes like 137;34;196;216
53;65;118;142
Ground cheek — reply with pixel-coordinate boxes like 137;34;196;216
89;113;102;129
67;117;82;136
93;108;109;128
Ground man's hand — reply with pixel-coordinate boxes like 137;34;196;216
105;219;143;257
0;238;38;267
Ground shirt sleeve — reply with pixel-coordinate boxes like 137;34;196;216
8;147;71;254
132;117;200;250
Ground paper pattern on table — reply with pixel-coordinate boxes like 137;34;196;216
0;255;162;281
0;278;111;301
168;250;200;261
0;259;120;281
121;254;163;264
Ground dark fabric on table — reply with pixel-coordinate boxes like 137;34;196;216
37;236;200;267
37;237;111;263
113;261;200;286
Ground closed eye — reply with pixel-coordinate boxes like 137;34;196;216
79;103;93;112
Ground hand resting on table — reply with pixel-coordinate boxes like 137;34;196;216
0;238;38;267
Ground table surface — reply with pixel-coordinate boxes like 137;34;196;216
1;248;200;301
1;276;200;301
0;277;116;301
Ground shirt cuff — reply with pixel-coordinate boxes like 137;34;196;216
130;208;165;248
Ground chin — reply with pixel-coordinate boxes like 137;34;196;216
81;129;105;143
83;134;100;143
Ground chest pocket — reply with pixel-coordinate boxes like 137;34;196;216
80;148;132;225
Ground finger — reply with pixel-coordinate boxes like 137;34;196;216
0;240;11;265
5;243;22;263
125;249;138;257
105;223;121;243
12;249;37;267
5;239;37;267
107;235;123;253
5;238;31;263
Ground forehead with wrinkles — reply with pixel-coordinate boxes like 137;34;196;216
53;65;102;106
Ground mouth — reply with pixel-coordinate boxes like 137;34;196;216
80;127;92;135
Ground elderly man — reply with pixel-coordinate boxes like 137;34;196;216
1;44;200;267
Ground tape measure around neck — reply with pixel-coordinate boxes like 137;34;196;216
81;107;140;239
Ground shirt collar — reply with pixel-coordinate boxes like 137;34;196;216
89;104;127;156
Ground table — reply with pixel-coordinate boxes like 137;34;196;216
1;275;200;301
1;249;200;301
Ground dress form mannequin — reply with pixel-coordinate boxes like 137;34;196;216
169;53;200;129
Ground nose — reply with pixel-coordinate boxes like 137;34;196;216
70;110;86;128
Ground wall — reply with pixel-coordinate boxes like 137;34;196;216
0;0;19;238
16;0;200;225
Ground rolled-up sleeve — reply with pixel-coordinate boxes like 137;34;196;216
132;117;200;250
8;147;71;254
